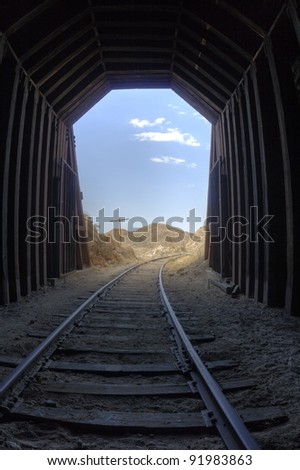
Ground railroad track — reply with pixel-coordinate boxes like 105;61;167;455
0;258;286;449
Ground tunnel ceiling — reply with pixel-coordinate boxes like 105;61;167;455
0;0;285;124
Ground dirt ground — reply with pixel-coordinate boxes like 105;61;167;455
0;256;300;450
164;255;300;450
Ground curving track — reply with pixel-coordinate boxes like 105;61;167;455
0;258;262;449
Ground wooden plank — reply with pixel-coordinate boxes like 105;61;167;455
57;71;106;117
5;0;59;36
174;62;228;105
209;0;266;38
238;406;288;429
37;37;96;88
230;95;243;289
12;74;29;301
182;8;252;61
24;89;39;295
251;66;270;305
173;69;223;113
287;0;300;47
28;24;92;75
51;62;102;107
12;404;287;432
13;404;208;432
102;46;173;53
92;5;177;14
95;20;175;30
175;50;232;96
205;360;239;371
265;41;294;314
43;382;193;397
43;50;99;95
244;73;259;299
57;346;169;355
33;98;47;290
92;306;160;311
188;334;215;343
20;10;90;62
237;86;251;296
224;104;238;285
40;108;53;286
176;36;238;85
220;379;256;392
0;355;21;367
61;79;112;123
89;312;160;320
47;361;179;375
231;91;245;292
78;323;159;331
105;57;171;65
63;333;168;343
94;300;160;306
1;64;21;303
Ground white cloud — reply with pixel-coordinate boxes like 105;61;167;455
135;128;200;147
151;156;198;169
130;117;166;128
151;156;185;165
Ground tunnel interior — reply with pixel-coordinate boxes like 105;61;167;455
0;0;300;315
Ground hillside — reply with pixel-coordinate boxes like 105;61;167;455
85;218;138;267
86;218;205;266
107;223;205;262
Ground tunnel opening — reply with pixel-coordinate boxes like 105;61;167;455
73;88;211;265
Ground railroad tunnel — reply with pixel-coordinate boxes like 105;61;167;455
0;0;300;315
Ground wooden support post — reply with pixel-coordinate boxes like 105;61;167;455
18;83;35;296
46;117;59;279
237;86;251;297
39;108;53;286
244;73;259;300
26;89;40;294
224;104;238;284
52;120;68;278
286;0;300;47
33;98;46;288
230;94;244;291
251;64;270;305
220;112;232;278
12;74;29;301
1;64;20;303
265;39;294;313
0;33;7;64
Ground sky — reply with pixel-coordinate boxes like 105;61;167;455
74;88;211;233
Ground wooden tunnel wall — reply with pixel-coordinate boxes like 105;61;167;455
206;4;300;315
0;43;90;305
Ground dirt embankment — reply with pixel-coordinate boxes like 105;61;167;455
88;221;205;266
83;218;138;267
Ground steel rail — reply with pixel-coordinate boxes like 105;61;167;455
159;262;260;450
0;264;138;399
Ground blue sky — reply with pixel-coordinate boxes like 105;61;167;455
74;89;211;233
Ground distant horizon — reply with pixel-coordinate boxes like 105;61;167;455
74;89;211;233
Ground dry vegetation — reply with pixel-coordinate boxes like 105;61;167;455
86;218;205;265
84;217;137;267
